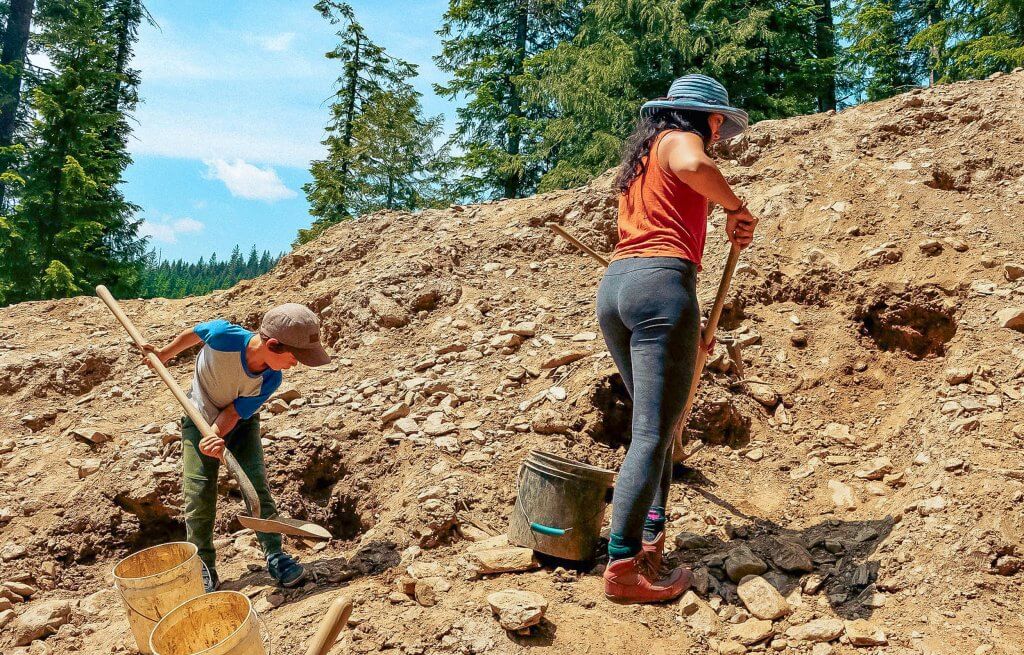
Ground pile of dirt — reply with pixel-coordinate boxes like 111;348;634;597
2;70;1024;654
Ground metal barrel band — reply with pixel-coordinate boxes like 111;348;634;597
114;558;211;625
515;462;607;537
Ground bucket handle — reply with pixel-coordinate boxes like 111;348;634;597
252;607;274;655
515;464;576;538
115;559;213;624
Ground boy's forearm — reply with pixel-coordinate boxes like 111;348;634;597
212;405;240;437
160;328;202;360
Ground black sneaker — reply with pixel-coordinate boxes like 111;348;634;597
201;566;220;593
267;552;306;588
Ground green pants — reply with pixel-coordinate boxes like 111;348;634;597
181;414;282;572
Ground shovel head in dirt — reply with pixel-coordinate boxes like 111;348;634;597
96;285;333;542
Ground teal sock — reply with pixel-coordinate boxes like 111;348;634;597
608;532;641;561
643;506;666;543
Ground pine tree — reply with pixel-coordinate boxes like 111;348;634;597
299;1;418;245
0;0;35;213
434;0;582;200
911;0;1024;81
527;0;824;191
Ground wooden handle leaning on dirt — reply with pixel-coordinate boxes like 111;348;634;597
304;594;353;655
94;285;262;518
672;244;742;462
547;223;610;267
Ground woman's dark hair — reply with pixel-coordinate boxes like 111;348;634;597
614;108;713;194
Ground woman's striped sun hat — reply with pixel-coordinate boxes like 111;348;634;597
641;74;749;140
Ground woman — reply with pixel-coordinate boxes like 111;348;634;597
599;74;758;603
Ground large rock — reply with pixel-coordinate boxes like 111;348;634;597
769;538;814;573
680;590;722;636
467;546;539;576
369;294;410;328
828;480;858;510
12;599;74;646
786;618;845;643
737;575;791;620
843;619;887;646
997;308;1024;332
725;545;768;582
487;589;548;631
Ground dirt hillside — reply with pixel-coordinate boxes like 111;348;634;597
2;70;1024;655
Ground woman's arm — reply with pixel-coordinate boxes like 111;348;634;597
660;131;758;249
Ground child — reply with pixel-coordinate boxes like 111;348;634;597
142;303;332;592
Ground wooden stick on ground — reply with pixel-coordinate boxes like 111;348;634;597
547;223;610;267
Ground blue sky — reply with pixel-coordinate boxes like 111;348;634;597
125;0;455;262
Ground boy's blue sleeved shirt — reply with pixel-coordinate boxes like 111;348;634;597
188;319;283;423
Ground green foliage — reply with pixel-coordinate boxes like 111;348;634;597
0;0;148;305
300;1;446;245
434;0;583;200
139;246;280;299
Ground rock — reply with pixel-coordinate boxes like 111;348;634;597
4;582;36;599
70;428;111;445
467;546;539;576
487;589;548;631
854;457;892;480
407;561;445;579
530;409;570;435
266;398;289;414
843;619;887;646
541;351;588;369
997;308;1024;332
0;607;13;629
381;403;410;423
271;385;302;403
369;294;410;328
745;380;779;407
413;576;451;607
917;495;946;516
730;619;774;645
1;542;27;561
785;618;844;643
461;451;490;466
680;591;722;636
77;459;101;479
823;423;856;446
725;545;768;582
501;322;537;337
12;600;74;646
812;644;834;655
769;538;814;573
1005;263;1024;281
828;480;857;510
716;640;747;654
737;575;790;620
944;366;974;385
675;532;713;550
918;239;943;255
394;417;419;434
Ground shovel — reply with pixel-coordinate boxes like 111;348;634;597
546;224;741;462
96;285;332;541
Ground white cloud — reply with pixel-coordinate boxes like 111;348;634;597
258;32;296;52
140;216;205;244
203;158;298;202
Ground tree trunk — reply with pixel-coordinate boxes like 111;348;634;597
503;0;528;199
815;0;837;111
338;33;360;217
0;0;36;210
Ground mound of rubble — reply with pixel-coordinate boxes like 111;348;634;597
2;70;1024;654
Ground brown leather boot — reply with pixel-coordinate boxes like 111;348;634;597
641;530;666;572
603;552;692;604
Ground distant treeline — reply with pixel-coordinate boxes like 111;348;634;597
139;245;280;299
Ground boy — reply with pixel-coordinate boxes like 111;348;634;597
142;303;332;592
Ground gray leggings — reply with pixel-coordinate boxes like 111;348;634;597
597;257;700;545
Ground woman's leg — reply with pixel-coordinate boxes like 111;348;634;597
606;265;699;558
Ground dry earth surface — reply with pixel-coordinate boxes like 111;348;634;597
2;70;1024;655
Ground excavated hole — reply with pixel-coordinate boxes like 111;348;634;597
588;373;632;448
113;492;184;549
856;298;957;358
686;393;752;449
326;492;365;541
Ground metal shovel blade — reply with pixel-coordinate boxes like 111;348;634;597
238;515;333;540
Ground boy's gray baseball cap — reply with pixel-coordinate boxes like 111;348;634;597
260;303;332;367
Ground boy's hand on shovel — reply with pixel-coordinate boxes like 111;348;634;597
200;432;226;460
138;343;169;370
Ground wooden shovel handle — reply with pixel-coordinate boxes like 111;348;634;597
672;244;741;462
304;595;353;655
95;285;261;517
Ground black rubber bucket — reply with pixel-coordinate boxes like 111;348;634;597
508;450;615;561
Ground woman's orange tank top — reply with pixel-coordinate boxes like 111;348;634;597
612;130;708;269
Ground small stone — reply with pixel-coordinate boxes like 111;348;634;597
394;417;419;435
812;644;834;655
381;403;410;424
918;239;943;255
1005;263;1024;282
828;480;857;510
917;495;946;516
541;351;588;369
730;618;774;645
487;590;548;631
70;428;112;445
854;457;892;480
12;600;74;646
77;459;101;479
769;538;814;573
467;546;539;576
414;576;451;607
843;619;887;646
725;545;768;582
944;367;974;385
717;640;747;654
531;409;570;435
737;575;790;620
823;423;856;446
785;618;844;643
997;308;1024;332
